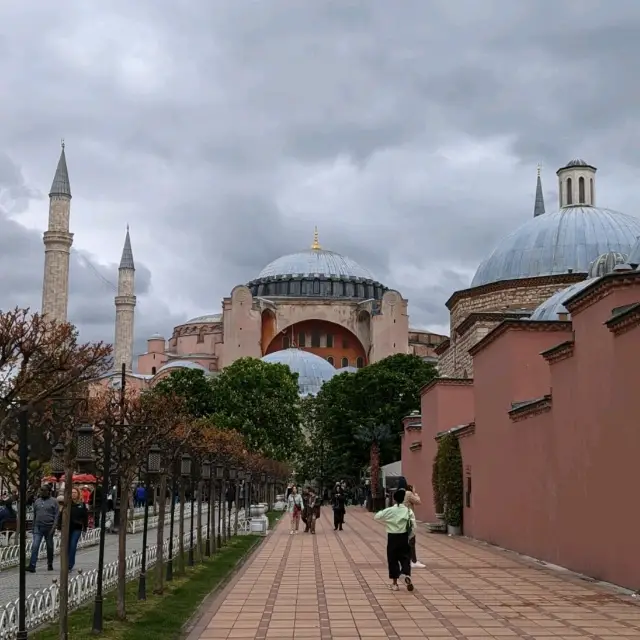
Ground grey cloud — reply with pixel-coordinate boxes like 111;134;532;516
2;0;640;338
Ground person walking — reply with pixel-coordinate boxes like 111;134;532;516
374;488;415;591
68;487;89;572
27;486;59;573
404;484;425;569
332;484;346;531
287;485;303;535
307;489;319;534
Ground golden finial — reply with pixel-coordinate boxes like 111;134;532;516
311;226;321;250
537;162;541;177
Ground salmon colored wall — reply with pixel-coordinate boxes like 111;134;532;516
261;310;277;355
265;319;366;368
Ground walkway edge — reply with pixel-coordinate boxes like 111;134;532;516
182;519;281;639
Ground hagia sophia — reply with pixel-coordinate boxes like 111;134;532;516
39;145;446;396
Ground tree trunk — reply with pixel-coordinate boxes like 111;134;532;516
196;481;203;561
154;473;167;594
178;484;185;574
58;466;73;640
116;477;129;620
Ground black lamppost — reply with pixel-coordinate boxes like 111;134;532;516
181;453;194;566
235;468;243;536
214;462;224;548
245;471;253;523
260;472;266;506
227;467;236;538
201;459;211;556
166;460;178;582
138;444;161;600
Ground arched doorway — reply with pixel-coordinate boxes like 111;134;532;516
265;319;367;368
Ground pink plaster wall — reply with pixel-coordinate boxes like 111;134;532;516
416;276;640;590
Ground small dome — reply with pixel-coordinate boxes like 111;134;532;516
588;252;628;278
336;366;358;374
156;360;207;374
258;249;374;280
529;279;597;321
148;332;165;340
472;207;640;287
261;348;337;396
185;314;222;324
564;159;590;168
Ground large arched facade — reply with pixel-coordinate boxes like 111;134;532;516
264;319;367;369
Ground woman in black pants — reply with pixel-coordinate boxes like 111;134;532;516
332;487;346;530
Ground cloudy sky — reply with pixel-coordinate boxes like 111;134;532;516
2;0;640;355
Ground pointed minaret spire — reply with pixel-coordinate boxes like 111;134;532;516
311;226;322;250
114;226;137;372
42;142;74;322
49;139;72;198
534;163;545;217
119;224;135;270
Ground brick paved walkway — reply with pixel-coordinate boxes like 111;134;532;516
189;508;640;640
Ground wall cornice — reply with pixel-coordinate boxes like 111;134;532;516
564;271;640;315
508;394;552;422
468;320;572;358
420;377;473;395
434;421;476;441
540;340;575;364
455;310;531;338
605;302;640;336
446;273;585;311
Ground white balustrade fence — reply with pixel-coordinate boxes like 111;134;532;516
0;508;252;639
0;503;209;571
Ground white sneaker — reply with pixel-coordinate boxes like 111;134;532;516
411;561;426;568
290;530;294;535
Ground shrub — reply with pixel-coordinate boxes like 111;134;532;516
435;433;463;528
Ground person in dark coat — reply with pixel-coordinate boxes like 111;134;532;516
332;485;346;531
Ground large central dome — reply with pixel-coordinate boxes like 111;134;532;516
258;248;374;280
471;160;640;288
247;229;387;300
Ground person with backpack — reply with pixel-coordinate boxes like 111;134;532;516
404;484;425;569
374;488;415;592
287;485;303;535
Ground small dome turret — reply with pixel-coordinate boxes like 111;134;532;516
588;252;628;278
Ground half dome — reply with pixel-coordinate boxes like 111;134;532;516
529;279;597;322
156;360;208;374
472;207;640;287
261;348;337;396
184;314;222;324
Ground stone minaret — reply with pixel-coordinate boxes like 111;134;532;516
533;164;545;217
114;227;136;372
42;142;74;322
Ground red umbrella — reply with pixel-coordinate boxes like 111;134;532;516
42;473;97;484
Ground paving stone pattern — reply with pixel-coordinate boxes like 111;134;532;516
189;508;640;640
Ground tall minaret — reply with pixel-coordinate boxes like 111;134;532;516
114;227;136;372
533;164;545;217
42;141;74;322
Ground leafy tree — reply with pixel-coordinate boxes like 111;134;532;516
294;396;333;490
355;423;392;503
153;367;216;417
311;354;437;483
435;433;463;528
211;357;302;461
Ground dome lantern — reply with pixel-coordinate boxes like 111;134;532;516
556;159;597;208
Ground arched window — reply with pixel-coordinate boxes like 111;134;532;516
326;334;334;348
283;336;290;349
197;327;205;343
356;357;364;369
590;178;594;204
566;178;573;205
341;357;349;368
327;356;334;366
151;366;157;375
578;177;585;203
311;331;321;348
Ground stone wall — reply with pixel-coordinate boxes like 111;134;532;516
440;275;585;377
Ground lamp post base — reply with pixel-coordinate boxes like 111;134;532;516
138;572;147;600
205;538;211;556
92;595;104;634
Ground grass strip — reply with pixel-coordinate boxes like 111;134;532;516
31;535;260;640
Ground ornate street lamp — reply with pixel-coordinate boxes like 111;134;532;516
51;442;65;481
201;459;212;556
214;462;225;548
138;443;162;600
181;453;194;566
76;424;95;471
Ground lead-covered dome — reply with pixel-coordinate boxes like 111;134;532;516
261;348;337;396
247;229;388;300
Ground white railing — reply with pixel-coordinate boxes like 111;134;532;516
0;504;209;571
0;508;253;639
